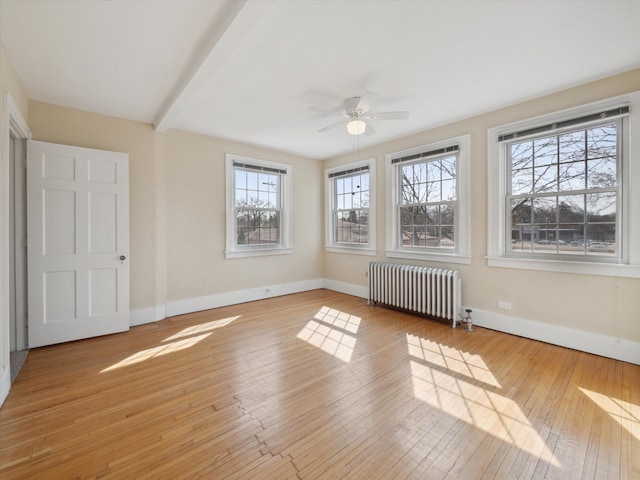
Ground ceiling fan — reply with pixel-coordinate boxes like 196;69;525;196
314;95;409;136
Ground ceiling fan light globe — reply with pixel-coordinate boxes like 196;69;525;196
347;119;366;135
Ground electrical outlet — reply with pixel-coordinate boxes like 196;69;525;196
497;300;512;311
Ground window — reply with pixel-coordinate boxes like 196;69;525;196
225;154;292;258
386;135;470;264
325;159;375;255
488;92;640;278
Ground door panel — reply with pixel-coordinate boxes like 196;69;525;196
27;140;129;348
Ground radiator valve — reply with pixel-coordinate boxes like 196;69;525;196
462;308;473;332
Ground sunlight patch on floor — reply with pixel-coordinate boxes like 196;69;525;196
579;387;640;441
297;307;361;362
164;315;241;342
102;333;212;372
100;316;240;372
408;334;559;467
407;333;501;388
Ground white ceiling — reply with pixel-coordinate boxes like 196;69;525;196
2;0;639;160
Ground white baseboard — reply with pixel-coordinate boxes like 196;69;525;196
322;279;367;299
0;365;10;407
165;278;324;317
470;308;640;365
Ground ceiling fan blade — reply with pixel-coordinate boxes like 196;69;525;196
364;123;376;136
318;120;348;133
366;111;410;120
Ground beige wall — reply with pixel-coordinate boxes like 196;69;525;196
322;68;640;343
28;102;158;312
164;129;323;302
25;105;324;311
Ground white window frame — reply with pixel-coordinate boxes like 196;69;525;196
487;92;640;278
225;154;292;259
385;134;471;264
325;158;376;256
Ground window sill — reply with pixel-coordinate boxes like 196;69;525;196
385;250;471;265
486;256;640;278
225;247;293;259
325;246;377;256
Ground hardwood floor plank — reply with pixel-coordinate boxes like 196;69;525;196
1;289;638;479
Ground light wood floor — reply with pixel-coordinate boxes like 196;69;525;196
1;289;638;479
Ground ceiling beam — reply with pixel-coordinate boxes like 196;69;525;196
154;0;273;132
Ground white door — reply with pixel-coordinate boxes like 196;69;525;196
27;141;129;348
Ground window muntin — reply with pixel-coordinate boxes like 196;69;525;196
398;152;457;250
334;170;369;245
506;120;620;258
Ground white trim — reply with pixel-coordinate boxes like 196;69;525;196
386;250;472;265
166;278;323;317
225;153;292;259
2;92;31;407
325;246;377;257
0;366;9;407
487;91;640;277
128;306;167;327
385;134;471;263
486;255;640;278
471;308;640;366
324;158;376;254
322;279;367;299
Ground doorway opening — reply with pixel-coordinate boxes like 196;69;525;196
9;132;28;382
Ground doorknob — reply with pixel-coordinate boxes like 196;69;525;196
119;255;126;263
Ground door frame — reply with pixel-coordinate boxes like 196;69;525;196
1;92;32;405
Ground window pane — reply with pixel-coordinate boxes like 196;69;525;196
587;224;616;255
247;171;258;190
441;204;455;226
511;198;532;225
427;161;440;182
559;225;585;254
533;197;556;224
534;136;558;166
587;157;617;188
336;177;344;194
586;192;616;222
235;170;247;189
511;227;532;252
511;141;534;169
533;166;558;193
558;161;586;191
557;195;584;223
441;156;456;180
426;181;440;202
440;226;455;247
425;206;439;225
587;124;616;159
512;168;532;195
559;130;585;163
441;179;456;201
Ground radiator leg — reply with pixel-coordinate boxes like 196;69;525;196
463;308;473;332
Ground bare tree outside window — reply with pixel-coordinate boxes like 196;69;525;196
508;122;618;256
399;154;457;249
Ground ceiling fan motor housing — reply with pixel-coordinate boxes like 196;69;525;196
344;96;369;118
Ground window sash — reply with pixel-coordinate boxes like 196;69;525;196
504;118;622;260
332;171;370;246
395;151;459;251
